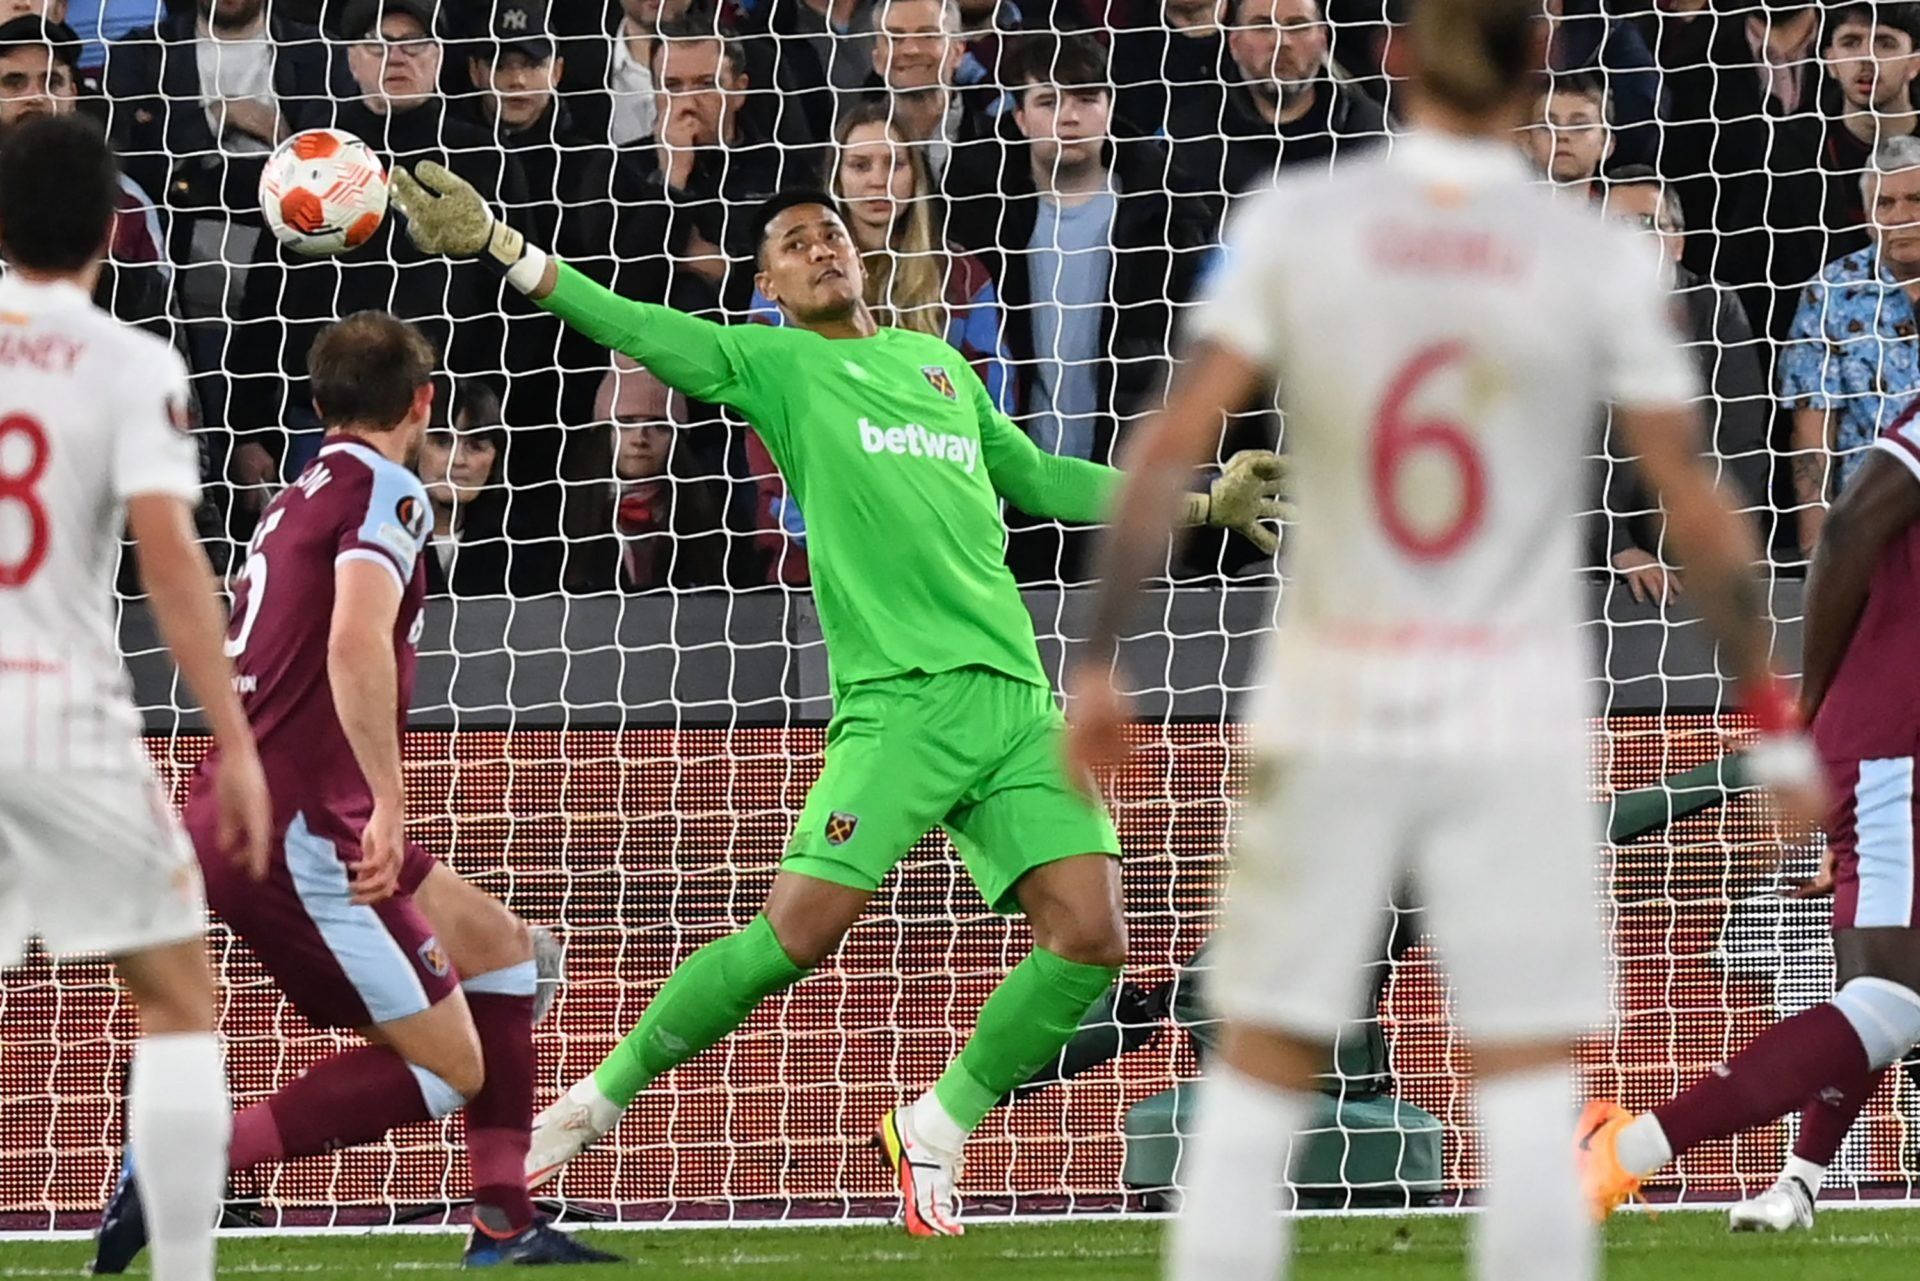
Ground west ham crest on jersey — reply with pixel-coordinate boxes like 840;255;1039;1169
417;936;451;978
921;365;957;401
825;811;859;846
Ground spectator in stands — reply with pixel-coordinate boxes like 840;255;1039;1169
1594;166;1770;601
559;0;691;145
1779;135;1920;555
1813;2;1920;262
0;16;171;331
1166;0;1383;198
105;0;347;500
1542;0;1660;168
420;378;513;597
957;33;1214;466
1656;1;1828;344
1108;0;1228;137
863;0;997;188
562;355;738;592
625;17;818;310
224;0;529;495
465;0;653;427
1523;72;1612;195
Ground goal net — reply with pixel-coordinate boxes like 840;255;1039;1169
0;0;1890;1232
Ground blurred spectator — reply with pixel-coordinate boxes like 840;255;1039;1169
1523;71;1612;195
1779;135;1920;555
559;0;687;145
864;0;997;188
1594;166;1770;601
737;0;870;103
419;379;512;597
0;16;172;331
956;32;1215;465
1166;0;1382;198
223;0;529;503
625;17;819;310
1543;0;1661;168
1657;2;1828;344
1108;0;1227;137
105;0;347;467
561;355;739;592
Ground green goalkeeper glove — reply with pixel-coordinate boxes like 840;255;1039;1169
1181;450;1291;556
388;161;547;293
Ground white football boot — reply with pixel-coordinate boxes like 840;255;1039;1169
876;1107;965;1236
1728;1176;1816;1232
526;1076;623;1189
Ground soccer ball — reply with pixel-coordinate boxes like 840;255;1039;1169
259;128;389;257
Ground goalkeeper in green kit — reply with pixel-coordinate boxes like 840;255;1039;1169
388;163;1283;1235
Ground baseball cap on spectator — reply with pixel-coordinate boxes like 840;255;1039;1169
484;0;554;61
0;15;80;70
340;0;440;40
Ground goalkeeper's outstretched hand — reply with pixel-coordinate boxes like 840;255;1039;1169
390;161;538;284
1182;449;1291;555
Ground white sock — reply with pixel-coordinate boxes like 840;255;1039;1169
1783;1155;1826;1195
1167;1063;1311;1281
1473;1065;1593;1281
907;1089;970;1163
129;1033;231;1281
1615;1113;1674;1178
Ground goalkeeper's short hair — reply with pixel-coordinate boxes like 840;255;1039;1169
747;189;848;266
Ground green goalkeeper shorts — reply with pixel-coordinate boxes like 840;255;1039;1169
782;666;1120;915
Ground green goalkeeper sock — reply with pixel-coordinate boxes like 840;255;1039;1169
591;915;806;1109
928;947;1120;1135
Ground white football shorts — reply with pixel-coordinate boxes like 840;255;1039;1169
1215;748;1607;1044
0;768;205;966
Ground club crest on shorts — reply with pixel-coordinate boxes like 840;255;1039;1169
824;811;859;846
921;365;957;401
417;936;451;978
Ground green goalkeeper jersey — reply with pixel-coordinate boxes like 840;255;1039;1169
540;262;1121;695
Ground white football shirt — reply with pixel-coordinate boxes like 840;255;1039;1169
0;273;200;771
1190;130;1700;755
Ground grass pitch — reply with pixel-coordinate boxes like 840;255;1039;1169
7;1210;1920;1278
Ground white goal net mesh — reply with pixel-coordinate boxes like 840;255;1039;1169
0;0;1899;1229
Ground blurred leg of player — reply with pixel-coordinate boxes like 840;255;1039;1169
1170;754;1599;1281
113;941;230;1281
0;776;233;1281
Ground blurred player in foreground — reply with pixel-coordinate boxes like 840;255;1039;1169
386;162;1284;1232
1585;316;1920;1232
1063;0;1828;1276
93;313;617;1270
0;115;271;1281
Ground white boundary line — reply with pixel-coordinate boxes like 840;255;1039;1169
11;1198;1920;1244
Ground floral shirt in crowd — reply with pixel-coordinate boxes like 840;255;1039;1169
1778;246;1920;489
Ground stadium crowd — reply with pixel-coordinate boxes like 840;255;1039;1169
0;0;1913;598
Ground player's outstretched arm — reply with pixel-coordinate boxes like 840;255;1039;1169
1617;404;1828;827
1063;341;1265;783
127;495;270;877
388;162;751;406
977;389;1288;548
1802;451;1920;718
328;560;408;905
